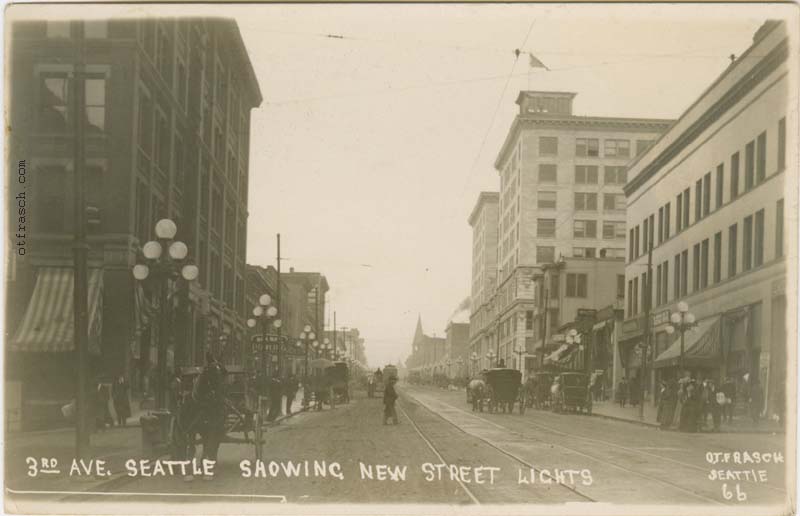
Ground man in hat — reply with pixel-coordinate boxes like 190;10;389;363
383;376;399;425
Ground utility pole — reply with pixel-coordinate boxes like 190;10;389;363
640;242;653;421
276;233;282;376
72;20;90;459
540;288;549;369
333;311;337;360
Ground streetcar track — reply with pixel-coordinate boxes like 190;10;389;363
405;389;730;506
395;403;481;505
429;389;787;495
398;398;596;504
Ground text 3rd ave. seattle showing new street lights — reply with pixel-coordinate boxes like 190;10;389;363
3;4;797;515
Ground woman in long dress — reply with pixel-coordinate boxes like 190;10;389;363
112;376;132;427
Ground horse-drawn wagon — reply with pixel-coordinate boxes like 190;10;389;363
326;361;350;404
170;364;266;463
525;372;554;409
485;368;525;414
551;372;592;414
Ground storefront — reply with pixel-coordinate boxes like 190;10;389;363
8;267;104;430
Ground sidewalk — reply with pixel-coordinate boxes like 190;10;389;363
6;390;310;496
591;399;785;434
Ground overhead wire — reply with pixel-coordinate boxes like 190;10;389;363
454;19;537;210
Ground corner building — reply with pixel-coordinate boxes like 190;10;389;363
6;18;261;428
622;21;795;419
490;91;672;371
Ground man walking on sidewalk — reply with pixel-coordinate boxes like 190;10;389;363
383;377;399;425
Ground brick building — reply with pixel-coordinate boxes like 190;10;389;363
6;18;261;428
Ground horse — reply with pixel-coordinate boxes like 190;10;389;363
171;361;227;464
468;378;486;412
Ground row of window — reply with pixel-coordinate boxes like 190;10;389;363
538;164;628;185
537;219;626;240
627;199;784;316
630;118;786;262
537;191;626;212
536;246;625;263
538;136;654;158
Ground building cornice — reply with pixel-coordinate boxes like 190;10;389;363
468;191;499;226
625;35;789;197
494;115;674;170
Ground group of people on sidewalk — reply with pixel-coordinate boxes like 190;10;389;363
655;374;769;432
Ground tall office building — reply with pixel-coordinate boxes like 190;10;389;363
489;91;672;369
7;18;261;428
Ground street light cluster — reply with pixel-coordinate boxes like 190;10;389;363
247;294;282;374
665;301;697;371
132;219;198;283
132;218;199;411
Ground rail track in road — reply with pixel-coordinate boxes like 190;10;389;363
403;388;743;506
396;401;598;505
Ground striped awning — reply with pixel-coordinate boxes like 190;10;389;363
653;317;720;369
10;268;103;353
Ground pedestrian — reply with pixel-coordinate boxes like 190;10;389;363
748;378;764;426
721;376;736;423
267;375;283;421
283;374;299;416
679;380;701;432
111;375;131;427
700;378;711;429
195;354;225;480
383;376;399;425
658;380;677;430
95;382;113;430
629;377;640;408
708;380;723;432
618;377;628;408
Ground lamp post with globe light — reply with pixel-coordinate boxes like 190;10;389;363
298;325;316;378
486;349;497;368
246;294;282;377
132;218;199;411
664;301;697;375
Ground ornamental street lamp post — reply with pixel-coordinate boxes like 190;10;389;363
298;325;316;379
665;301;696;377
470;352;479;376
486;349;497;368
514;344;526;377
247;294;282;377
132;218;199;411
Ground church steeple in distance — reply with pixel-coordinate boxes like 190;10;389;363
412;314;425;351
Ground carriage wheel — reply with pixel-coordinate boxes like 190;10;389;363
254;413;264;461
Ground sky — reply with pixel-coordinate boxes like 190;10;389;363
232;4;771;368
8;3;788;367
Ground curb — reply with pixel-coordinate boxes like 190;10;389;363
590;411;660;428
590;411;784;434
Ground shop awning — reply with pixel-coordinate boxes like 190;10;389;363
10;268;103;354
544;344;578;365
653;317;720;369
